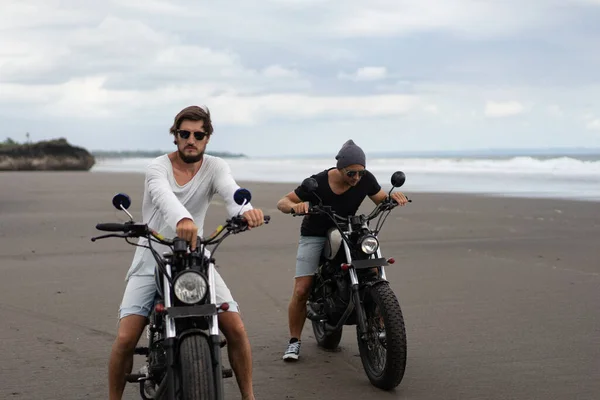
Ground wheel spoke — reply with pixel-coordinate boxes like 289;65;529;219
363;303;387;373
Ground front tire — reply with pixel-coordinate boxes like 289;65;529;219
179;334;216;400
356;282;407;390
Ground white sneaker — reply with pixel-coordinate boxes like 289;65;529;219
282;340;301;361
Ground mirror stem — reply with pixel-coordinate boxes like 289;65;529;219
236;199;248;216
121;204;134;221
313;193;324;204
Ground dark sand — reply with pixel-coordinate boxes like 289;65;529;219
0;171;599;400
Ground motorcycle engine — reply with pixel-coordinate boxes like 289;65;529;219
148;332;166;381
317;262;350;323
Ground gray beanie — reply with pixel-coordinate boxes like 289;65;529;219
335;139;366;169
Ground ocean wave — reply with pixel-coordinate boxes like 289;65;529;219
91;155;600;200
367;156;600;175
93;156;600;176
222;156;600;177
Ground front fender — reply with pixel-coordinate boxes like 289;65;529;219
359;279;389;301
361;278;388;289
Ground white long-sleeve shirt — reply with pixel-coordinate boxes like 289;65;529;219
125;154;252;279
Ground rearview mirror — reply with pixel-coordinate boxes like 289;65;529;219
301;178;318;193
391;171;406;188
112;193;131;210
233;188;252;205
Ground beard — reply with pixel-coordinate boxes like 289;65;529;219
178;147;204;164
345;177;360;186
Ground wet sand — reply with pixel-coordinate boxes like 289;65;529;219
0;171;599;400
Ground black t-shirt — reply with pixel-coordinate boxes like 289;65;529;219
294;168;381;237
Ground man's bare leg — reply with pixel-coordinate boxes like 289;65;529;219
108;315;148;400
288;276;313;339
219;311;255;400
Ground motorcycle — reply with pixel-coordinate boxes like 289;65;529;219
292;171;411;390
91;188;269;400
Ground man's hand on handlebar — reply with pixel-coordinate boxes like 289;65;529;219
292;202;310;214
176;218;199;251
242;208;266;229
390;191;410;206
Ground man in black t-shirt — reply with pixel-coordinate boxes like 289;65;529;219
276;139;409;361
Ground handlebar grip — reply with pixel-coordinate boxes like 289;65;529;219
390;197;412;206
235;215;271;224
96;223;128;232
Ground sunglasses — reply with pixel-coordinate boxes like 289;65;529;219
177;130;209;141
345;169;366;178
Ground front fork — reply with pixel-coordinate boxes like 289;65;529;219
208;261;225;400
162;263;178;400
344;241;388;338
376;246;388;281
343;242;369;338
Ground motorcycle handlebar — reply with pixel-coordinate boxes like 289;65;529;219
291;197;412;219
226;215;271;232
291;208;321;217
95;223;129;232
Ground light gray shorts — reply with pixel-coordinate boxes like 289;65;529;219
295;236;327;278
119;270;239;320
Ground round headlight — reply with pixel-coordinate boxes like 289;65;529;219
173;271;208;304
360;235;379;255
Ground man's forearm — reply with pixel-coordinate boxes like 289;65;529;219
277;198;297;214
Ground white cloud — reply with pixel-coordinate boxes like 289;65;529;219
0;1;96;30
209;93;421;125
261;65;301;79
572;0;600;5
323;0;565;39
0;75;420;125
338;67;388;81
547;105;564;117
423;104;439;114
0;13;312;93
110;0;186;14
586;119;600;131
1;1;600;155
484;101;527;118
326;48;358;62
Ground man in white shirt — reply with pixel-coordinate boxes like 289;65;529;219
108;105;265;400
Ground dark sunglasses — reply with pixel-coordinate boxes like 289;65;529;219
345;169;366;178
177;130;209;141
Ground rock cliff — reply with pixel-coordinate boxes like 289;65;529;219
0;138;95;171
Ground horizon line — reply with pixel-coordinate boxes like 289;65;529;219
90;146;600;158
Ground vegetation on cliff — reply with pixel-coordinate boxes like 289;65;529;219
0;138;96;171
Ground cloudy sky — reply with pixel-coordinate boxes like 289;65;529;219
1;0;600;156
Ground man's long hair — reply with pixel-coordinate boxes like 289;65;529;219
169;105;214;137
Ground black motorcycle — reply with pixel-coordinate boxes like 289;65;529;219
92;188;269;400
292;171;410;390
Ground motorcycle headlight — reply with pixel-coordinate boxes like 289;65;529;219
173;271;208;304
360;235;379;255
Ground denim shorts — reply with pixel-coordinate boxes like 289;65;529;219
119;270;239;320
295;236;327;278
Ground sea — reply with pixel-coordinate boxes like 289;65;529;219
91;152;600;202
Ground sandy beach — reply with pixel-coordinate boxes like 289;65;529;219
0;171;599;400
